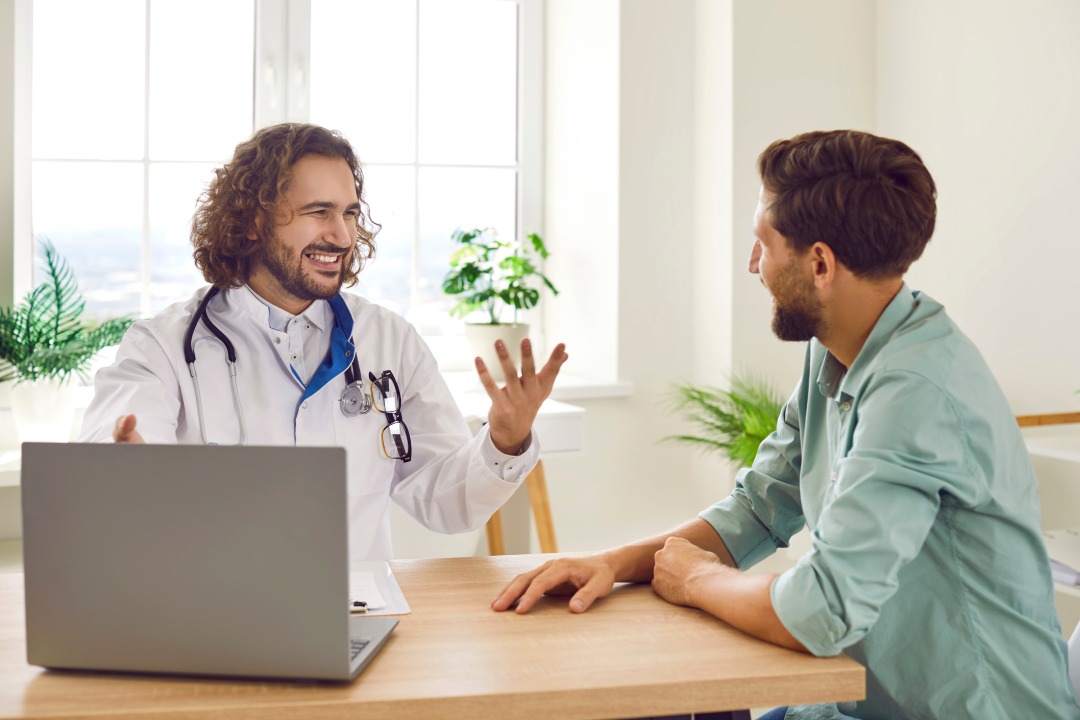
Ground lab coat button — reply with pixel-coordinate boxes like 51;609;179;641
840;401;851;411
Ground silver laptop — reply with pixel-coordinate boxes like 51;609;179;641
20;442;397;682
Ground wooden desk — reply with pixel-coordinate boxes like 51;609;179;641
0;555;864;720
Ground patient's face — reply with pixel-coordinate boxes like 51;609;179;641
750;187;824;342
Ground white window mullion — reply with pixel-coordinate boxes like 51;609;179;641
286;0;310;122
140;0;152;317
520;0;544;237
520;0;545;345
412;0;422;313
254;0;289;127
254;0;311;127
10;0;33;307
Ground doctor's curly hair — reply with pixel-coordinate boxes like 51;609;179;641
191;123;379;288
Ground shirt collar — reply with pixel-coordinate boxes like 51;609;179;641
241;285;332;333
815;283;920;402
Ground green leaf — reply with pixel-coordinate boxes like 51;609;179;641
0;238;135;384
441;228;558;323
663;374;783;468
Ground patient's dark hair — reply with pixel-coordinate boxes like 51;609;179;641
191;123;378;288
757;130;937;278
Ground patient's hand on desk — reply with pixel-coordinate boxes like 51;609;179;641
113;414;146;443
491;555;616;614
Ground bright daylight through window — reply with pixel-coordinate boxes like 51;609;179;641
28;0;530;339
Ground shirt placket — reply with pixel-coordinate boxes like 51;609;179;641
286;317;308;387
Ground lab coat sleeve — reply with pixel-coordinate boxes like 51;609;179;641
387;324;538;534
78;321;183;444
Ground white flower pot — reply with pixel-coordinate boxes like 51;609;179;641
10;379;78;445
464;323;530;378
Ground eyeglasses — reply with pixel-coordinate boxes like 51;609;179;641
368;370;412;462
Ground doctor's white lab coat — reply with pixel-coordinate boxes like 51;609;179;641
79;286;538;562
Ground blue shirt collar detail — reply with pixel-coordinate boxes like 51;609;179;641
299;294;356;404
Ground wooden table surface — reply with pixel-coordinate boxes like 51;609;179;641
0;555;864;719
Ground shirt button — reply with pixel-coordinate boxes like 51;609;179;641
840;401;851;411
274;337;281;344
302;401;308;409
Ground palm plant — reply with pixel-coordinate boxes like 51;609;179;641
666;374;784;468
0;239;133;384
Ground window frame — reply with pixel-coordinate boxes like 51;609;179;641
10;0;544;345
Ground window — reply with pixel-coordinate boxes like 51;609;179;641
26;0;540;338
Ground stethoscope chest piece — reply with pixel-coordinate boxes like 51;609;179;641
340;381;372;416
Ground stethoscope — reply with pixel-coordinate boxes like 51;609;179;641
183;287;373;445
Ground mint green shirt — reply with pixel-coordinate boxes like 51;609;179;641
701;286;1079;719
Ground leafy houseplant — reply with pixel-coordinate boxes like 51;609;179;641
0;239;133;385
666;375;783;468
442;228;558;369
442;228;558;325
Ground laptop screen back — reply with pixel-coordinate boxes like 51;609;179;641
21;442;359;680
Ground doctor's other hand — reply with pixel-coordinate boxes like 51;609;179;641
113;414;146;444
491;554;616;615
476;338;568;455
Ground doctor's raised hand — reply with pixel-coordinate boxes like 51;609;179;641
476;337;568;455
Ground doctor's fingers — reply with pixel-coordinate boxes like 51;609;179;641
493;339;525;389
113;414;145;444
517;338;538;380
535;343;569;393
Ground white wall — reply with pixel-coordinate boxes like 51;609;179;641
540;0;879;553
542;0;709;550
878;0;1080;414
730;1;877;391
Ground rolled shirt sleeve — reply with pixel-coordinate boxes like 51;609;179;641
700;382;807;569
771;369;977;657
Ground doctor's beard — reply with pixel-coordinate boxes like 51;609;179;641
261;238;351;301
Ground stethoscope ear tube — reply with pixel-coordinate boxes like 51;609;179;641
184;287;219;365
185;287;247;445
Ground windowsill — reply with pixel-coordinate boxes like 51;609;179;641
440;370;633;402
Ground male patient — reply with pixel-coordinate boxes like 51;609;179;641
493;130;1079;719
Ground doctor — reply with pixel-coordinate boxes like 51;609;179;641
79;122;568;562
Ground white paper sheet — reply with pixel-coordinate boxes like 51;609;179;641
349;561;411;615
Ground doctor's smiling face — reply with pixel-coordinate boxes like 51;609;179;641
248;154;361;314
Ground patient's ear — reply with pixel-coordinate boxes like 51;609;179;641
810;242;836;289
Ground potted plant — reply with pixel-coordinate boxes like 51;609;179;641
442;227;558;370
665;374;783;468
0;239;133;443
